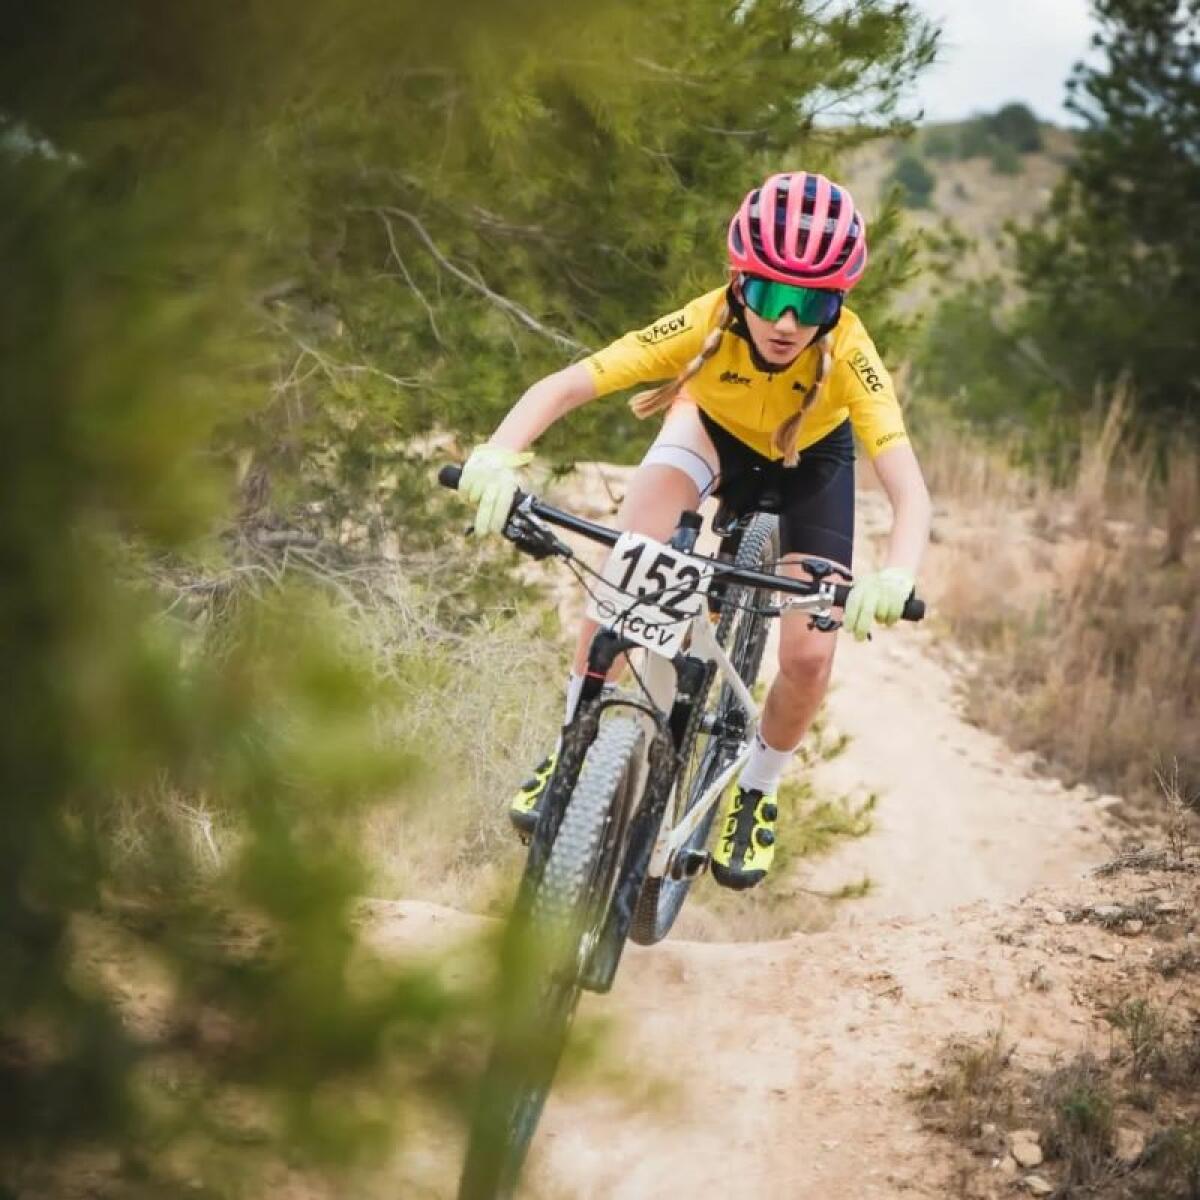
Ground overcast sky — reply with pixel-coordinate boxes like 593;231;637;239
908;0;1102;124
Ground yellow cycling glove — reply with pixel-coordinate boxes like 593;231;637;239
843;567;915;642
459;444;534;537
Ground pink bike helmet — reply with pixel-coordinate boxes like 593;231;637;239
727;171;868;291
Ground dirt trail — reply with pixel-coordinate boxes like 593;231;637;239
798;489;1114;924
380;886;1130;1199
530;913;1006;1199
379;465;1125;1197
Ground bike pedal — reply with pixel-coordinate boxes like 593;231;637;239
669;849;710;882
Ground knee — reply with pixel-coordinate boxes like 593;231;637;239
777;636;835;691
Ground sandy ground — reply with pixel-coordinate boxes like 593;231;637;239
381;878;1178;1200
798;488;1115;925
364;463;1148;1198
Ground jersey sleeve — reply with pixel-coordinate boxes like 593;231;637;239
580;292;715;397
829;319;910;459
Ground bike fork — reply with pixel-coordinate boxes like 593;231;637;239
579;652;707;993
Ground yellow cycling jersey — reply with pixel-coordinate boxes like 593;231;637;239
581;286;909;460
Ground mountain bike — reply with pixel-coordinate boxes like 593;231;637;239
438;463;924;1199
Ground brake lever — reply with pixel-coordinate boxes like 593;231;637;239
800;556;854;585
808;613;842;632
504;505;573;561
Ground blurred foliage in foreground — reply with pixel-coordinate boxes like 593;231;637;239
0;0;935;1193
911;0;1199;453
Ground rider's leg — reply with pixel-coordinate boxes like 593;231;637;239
711;561;844;887
568;399;718;677
754;558;845;761
713;427;855;887
750;427;855;789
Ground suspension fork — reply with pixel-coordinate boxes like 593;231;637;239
580;649;708;992
515;628;632;912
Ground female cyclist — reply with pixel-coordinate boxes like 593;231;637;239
457;170;932;890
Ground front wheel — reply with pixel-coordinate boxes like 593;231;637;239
458;716;644;1200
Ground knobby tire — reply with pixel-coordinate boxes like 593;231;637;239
458;716;645;1200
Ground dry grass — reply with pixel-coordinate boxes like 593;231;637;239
1074;384;1135;535
113;542;566;911
917;421;1040;513
1165;446;1200;566
286;550;566;911
916;1027;1016;1139
364;597;562;912
924;396;1200;817
1158;760;1200;863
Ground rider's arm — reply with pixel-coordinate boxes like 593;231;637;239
489;289;721;450
489;363;597;451
872;442;932;576
827;313;930;637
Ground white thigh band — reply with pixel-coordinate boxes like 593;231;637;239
640;443;718;499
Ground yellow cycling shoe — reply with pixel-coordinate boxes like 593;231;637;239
509;749;558;836
711;786;778;890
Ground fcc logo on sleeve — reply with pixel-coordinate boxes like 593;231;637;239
848;349;885;394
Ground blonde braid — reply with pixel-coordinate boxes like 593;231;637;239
772;333;832;467
629;303;734;420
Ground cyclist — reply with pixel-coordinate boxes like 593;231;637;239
458;171;931;890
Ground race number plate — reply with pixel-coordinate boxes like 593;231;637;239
585;532;711;657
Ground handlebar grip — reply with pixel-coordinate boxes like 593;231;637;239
831;584;925;622
438;464;462;490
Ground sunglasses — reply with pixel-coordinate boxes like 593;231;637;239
740;275;843;325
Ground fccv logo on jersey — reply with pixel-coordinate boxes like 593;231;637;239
636;313;690;345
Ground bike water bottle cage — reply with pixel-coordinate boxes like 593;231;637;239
740;275;843;325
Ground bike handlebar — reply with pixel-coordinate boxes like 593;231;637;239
437;463;925;623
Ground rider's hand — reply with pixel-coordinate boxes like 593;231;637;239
843;567;915;642
459;443;534;537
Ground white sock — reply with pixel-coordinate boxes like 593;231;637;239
738;730;798;795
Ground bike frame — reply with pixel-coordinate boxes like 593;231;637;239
433;468;918;972
594;564;836;884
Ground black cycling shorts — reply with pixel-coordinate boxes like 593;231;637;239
699;411;856;568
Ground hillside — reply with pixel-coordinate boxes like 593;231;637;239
843;122;1076;297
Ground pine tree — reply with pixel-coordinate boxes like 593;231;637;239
1012;0;1200;426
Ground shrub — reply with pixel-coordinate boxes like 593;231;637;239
1039;1055;1116;1185
917;1029;1015;1138
958;116;996;159
923;125;959;160
989;102;1043;152
990;141;1022;175
888;152;937;208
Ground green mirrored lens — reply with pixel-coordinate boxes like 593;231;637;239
742;277;841;324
